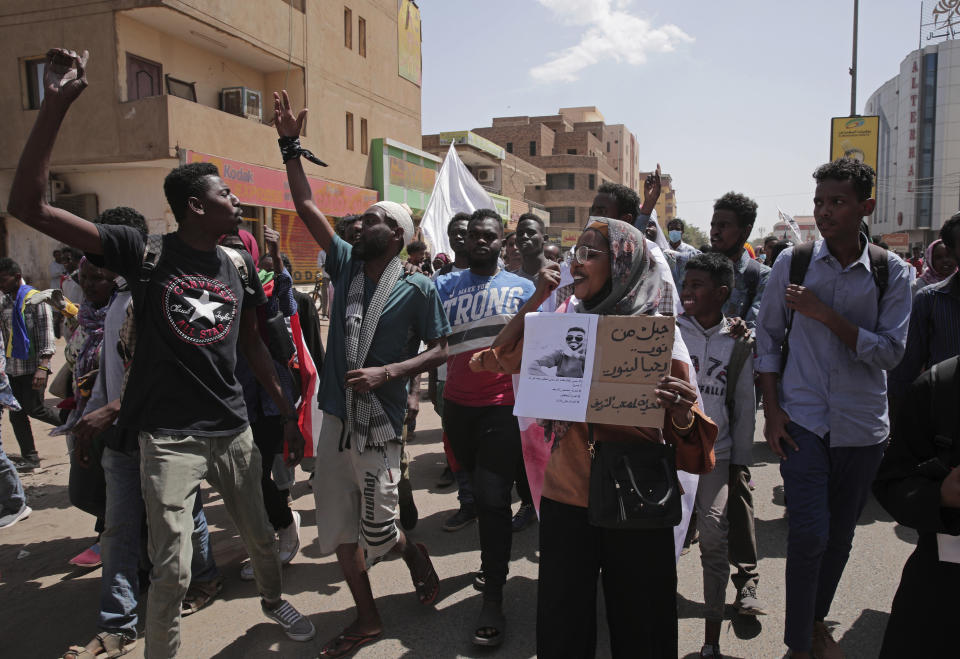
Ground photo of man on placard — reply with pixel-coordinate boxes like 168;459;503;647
528;326;587;379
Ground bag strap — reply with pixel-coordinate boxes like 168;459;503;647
216;245;254;295
780;242;814;373
725;334;754;422
867;242;889;301
139;234;164;284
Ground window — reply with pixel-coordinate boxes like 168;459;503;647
546;206;576;223
588;174;595;190
126;53;162;101
24;57;45;109
529;141;536;156
358;17;367;57
567;149;576;155
345;112;354;150
281;0;305;10
606;141;610;152
360;118;368;154
506;142;513;153
546;173;575;190
344;7;353;49
165;75;196;102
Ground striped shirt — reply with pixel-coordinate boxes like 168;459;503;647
888;271;960;399
435;268;535;406
0;281;56;377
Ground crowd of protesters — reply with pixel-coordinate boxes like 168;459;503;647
2;47;960;659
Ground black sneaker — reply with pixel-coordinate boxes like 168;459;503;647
511;503;536;532
442;507;477;532
14;455;40;473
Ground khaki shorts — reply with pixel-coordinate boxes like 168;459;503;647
312;415;401;567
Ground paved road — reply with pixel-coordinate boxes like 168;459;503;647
0;348;915;658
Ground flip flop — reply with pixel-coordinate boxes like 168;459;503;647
318;630;381;658
63;632;136;658
410;542;439;605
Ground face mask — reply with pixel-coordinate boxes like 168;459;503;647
668;230;682;243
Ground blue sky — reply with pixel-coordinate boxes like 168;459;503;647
419;0;921;238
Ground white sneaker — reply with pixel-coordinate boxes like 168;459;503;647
239;559;255;581
0;504;31;529
278;510;301;565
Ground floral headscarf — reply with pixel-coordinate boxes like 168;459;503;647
573;217;664;317
918;238;956;287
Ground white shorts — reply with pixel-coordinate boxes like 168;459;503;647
311;415;401;567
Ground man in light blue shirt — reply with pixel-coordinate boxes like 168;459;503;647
756;159;911;659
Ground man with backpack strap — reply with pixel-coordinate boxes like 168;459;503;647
8;49;313;658
756;159;912;659
710;190;770;616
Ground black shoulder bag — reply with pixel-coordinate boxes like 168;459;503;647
587;425;683;530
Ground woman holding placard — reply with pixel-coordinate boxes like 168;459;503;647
471;217;718;658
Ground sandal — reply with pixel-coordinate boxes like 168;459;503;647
318;629;381;658
409;542;439;605
472;599;506;647
181;576;223;616
63;632;136;658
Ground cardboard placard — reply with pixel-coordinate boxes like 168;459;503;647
513;313;674;427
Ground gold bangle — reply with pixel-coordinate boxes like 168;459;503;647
670;412;695;433
383;366;392;382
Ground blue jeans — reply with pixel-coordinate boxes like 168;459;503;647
99;446;220;638
0;412;26;515
780;422;885;652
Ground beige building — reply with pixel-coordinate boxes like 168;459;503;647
421;130;549;230
639;171;678;228
0;0;425;285
471;107;640;239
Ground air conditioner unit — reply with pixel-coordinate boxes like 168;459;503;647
477;169;495;182
220;87;262;122
52;192;98;220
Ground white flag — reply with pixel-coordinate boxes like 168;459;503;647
778;207;803;243
420;143;497;259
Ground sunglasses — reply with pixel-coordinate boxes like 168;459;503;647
573;245;606;264
566;334;584;342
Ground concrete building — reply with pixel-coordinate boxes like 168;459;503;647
865;37;960;252
639;171;678;227
0;0;427;285
470;107;640;238
421;130;548;229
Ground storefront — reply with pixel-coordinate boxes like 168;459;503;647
186;150;378;284
370;138;440;219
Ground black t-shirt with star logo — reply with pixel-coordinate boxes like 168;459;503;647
96;224;267;437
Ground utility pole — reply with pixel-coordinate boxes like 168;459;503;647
850;0;859;116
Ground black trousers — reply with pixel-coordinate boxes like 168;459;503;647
537;497;678;659
727;463;759;590
8;374;61;458
880;535;958;657
443;400;522;598
251;416;293;531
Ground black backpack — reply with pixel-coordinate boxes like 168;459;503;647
780;241;889;372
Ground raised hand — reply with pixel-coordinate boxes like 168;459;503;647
273;90;307;138
640;163;662;216
43;48;89;106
